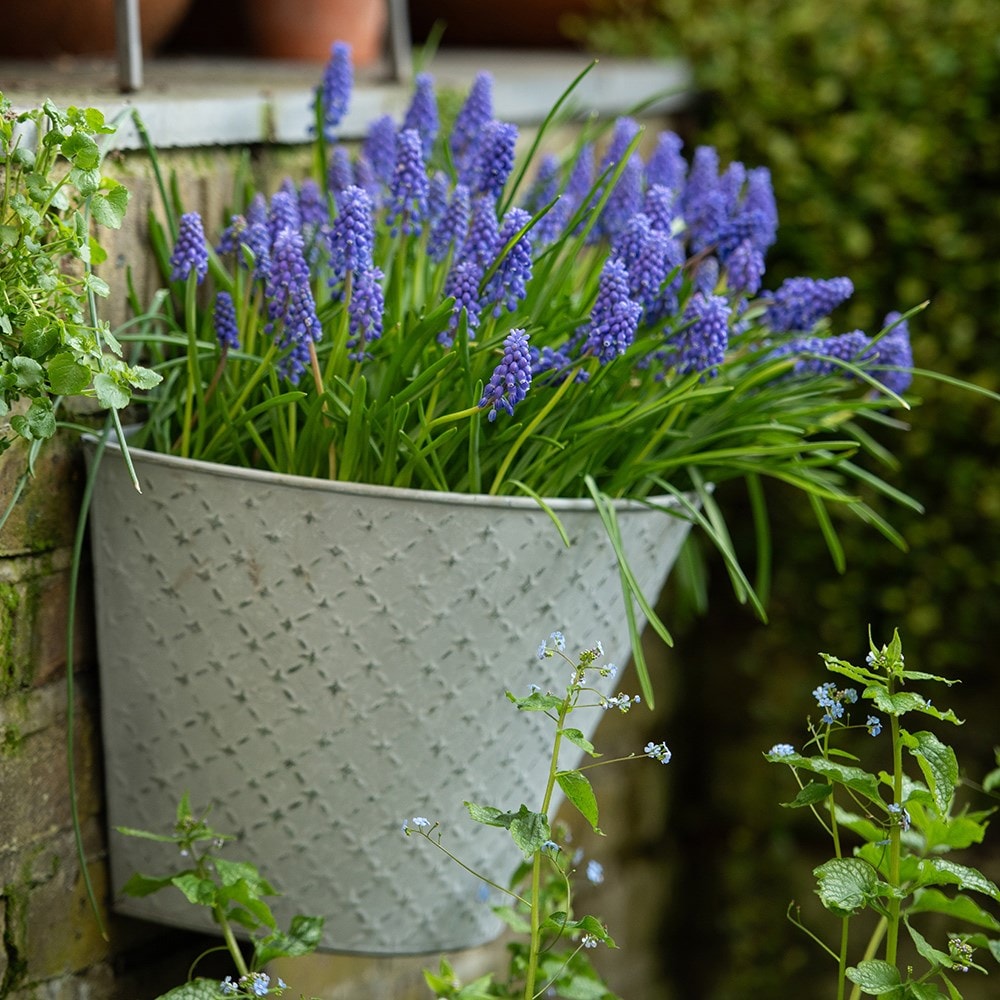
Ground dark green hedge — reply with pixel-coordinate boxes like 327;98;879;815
574;4;1000;997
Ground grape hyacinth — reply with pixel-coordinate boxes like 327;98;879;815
582;257;642;363
479;329;532;420
327;185;376;286
212;291;239;350
265;228;322;384
670;292;730;377
485;207;533;316
765;276;854;333
645;131;686;193
317;41;352;139
170;212;209;284
450;72;494;186
347;265;385;356
442;260;483;344
363;114;397;188
474;120;518;199
427;183;470;263
402;72;438;160
462;193;501;270
387;129;429;237
869;311;914;394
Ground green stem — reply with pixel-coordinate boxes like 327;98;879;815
215;903;249;977
524;681;575;1000
179;272;202;458
885;699;904;966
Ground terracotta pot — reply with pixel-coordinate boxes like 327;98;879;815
0;0;194;57
409;0;592;48
245;0;388;65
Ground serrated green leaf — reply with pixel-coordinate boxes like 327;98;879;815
170;873;217;907
917;859;1000;901
509;806;551;856
465;801;510;828
90;183;130;229
26;399;56;438
46;353;92;395
127;363;163;389
867;687;962;724
559;727;598;757
12;355;44;388
815;857;881;916
903;731;958;814
772;752;882;805
782;781;833;808
21;317;58;358
909;888;1000;930
119;871;177;898
93;372;129;409
557;770;601;833
154;978;222;1000
905;917;953;969
510;691;565;712
845;959;902;993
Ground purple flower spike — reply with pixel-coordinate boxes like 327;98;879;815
779;330;870;378
213;291;239;350
462;193;501;270
428;183;471;264
486;207;533;317
726;240;766;297
328;145;355;197
298;178;328;231
765;276;854;333
868;311;913;395
402;72;439;160
347;265;385;354
265;228;322;384
170;212;209;284
363;115;398;188
742;167;778;252
268;188;302;245
643;184;677;234
645;131;686;193
479;329;532;420
583;258;642;364
328;185;376;286
443;260;483;344
672;293;730;377
387;129;429;237
318;41;353;138
474;120;518;199
451;72;494;186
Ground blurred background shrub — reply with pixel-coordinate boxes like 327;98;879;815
564;3;1000;996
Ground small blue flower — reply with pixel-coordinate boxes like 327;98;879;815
249;971;270;997
220;977;237;996
536;641;548;660
412;816;430;828
586;859;605;885
549;631;566;651
212;291;239;350
317;41;353;139
644;741;672;763
479;329;532;421
888;803;911;832
170;212;209;284
582;934;599;949
866;716;883;737
768;743;796;758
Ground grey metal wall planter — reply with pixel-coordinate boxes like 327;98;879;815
88;445;694;954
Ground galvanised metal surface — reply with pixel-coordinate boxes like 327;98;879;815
88;445;693;953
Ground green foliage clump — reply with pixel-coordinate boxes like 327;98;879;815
577;0;1000;682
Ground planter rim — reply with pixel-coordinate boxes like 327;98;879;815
90;437;690;515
